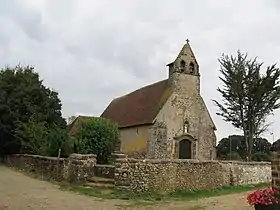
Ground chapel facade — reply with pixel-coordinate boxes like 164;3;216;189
101;41;217;160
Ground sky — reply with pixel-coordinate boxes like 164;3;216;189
1;0;280;143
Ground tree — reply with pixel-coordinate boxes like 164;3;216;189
74;117;119;163
271;139;280;152
0;65;66;156
213;51;280;161
15;118;73;157
217;135;271;161
217;135;246;160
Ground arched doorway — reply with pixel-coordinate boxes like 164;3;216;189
179;139;192;159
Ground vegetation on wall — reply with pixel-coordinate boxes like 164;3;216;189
0;65;67;157
74;117;119;163
214;51;280;161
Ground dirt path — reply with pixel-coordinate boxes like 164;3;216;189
0;165;253;210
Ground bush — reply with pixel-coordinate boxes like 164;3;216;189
226;151;243;161
15;119;73;157
251;152;271;162
74;117;119;164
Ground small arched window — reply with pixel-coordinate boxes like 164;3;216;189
183;120;189;133
180;60;186;72
189;62;195;74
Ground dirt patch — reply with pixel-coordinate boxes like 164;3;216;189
118;192;252;210
0;165;253;210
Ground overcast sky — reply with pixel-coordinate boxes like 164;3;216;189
1;0;280;142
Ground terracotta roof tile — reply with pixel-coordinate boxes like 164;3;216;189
101;79;172;128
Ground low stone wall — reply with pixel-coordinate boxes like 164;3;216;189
115;158;271;192
6;154;66;181
94;164;115;179
222;161;271;186
5;153;96;183
272;152;280;189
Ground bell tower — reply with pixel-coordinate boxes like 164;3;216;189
167;39;200;93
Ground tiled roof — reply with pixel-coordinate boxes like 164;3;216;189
101;79;172;128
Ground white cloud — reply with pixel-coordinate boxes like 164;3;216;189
1;0;280;142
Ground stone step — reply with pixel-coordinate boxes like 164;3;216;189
83;182;115;189
87;176;115;185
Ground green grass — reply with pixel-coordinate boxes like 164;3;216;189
59;182;270;201
169;182;270;201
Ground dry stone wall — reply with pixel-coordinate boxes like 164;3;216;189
223;161;271;186
5;153;96;183
115;158;271;192
272;152;280;189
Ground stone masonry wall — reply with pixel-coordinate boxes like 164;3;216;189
147;122;168;159
272;152;280;189
5;153;96;183
223;161;271;186
115;158;271;192
94;164;115;179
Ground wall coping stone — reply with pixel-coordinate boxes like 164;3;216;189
221;160;271;165
95;164;115;168
115;158;271;165
69;153;97;160
12;154;65;161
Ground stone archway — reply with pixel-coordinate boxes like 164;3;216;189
179;139;192;159
174;134;197;159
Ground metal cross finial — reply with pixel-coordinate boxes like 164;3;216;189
186;38;190;43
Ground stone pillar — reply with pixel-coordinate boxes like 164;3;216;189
114;158;130;190
147;122;168;159
66;154;97;183
272;151;280;190
110;151;127;163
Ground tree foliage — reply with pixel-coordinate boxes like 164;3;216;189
213;51;280;161
15;119;73;157
0;65;67;156
217;135;272;161
271;139;280;152
74;117;119;163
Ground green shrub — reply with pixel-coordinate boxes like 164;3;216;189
15;119;73;157
74;117;119;164
226;151;243;161
251;152;271;162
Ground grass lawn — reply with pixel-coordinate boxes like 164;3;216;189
59;182;270;201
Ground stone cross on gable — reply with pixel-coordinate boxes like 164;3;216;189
186;39;190;43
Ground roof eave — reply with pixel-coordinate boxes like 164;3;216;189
166;62;174;66
118;122;154;129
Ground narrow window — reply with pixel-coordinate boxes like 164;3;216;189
180;60;186;72
136;127;139;134
189;62;195;74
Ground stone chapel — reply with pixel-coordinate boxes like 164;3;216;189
101;41;217;160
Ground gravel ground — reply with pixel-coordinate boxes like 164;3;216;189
0;165;253;210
